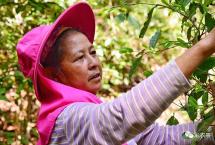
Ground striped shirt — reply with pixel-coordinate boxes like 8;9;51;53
48;60;215;145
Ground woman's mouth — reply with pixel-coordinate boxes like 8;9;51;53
89;73;101;81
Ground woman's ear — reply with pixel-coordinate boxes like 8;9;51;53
54;69;68;84
43;67;56;79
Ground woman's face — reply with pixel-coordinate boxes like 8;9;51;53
56;31;102;94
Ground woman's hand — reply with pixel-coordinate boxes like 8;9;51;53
175;27;215;79
197;28;215;57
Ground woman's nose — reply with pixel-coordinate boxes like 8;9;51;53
88;55;99;70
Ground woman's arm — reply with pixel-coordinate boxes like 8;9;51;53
49;60;191;145
176;28;215;78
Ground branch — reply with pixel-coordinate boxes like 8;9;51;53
110;2;200;35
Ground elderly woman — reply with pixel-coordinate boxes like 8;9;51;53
16;2;215;145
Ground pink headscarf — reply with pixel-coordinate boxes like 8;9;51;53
36;64;102;145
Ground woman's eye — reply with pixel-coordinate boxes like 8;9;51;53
78;56;84;59
91;51;96;55
75;55;84;61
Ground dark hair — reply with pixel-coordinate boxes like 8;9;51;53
43;28;82;68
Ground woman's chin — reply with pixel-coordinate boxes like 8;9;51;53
88;84;102;95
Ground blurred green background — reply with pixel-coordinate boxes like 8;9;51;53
1;0;212;144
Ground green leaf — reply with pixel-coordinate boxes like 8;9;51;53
119;47;133;53
162;40;175;48
143;70;153;78
16;5;25;13
189;86;204;100
193;57;215;82
182;0;191;7
4;131;15;144
129;55;142;79
15;71;25;82
188;96;198;108
28;0;46;12
198;57;215;70
0;88;6;95
197;4;204;14
119;0;127;5
175;0;191;7
204;0;213;6
149;30;161;48
191;140;198;145
167;115;179;125
21;134;29;145
205;13;215;32
0;88;7;100
115;13;127;23
187;96;198;121
197;115;215;132
187;105;197;121
161;0;168;5
187;27;192;41
175;38;189;48
188;2;198;18
202;93;208;105
128;15;140;29
203;109;214;120
0;0;7;5
193;69;207;82
139;6;156;38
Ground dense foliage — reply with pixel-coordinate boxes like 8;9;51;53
0;0;215;144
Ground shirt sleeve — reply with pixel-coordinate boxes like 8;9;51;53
130;122;215;145
49;60;193;145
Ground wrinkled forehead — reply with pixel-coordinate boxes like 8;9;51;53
61;31;93;54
